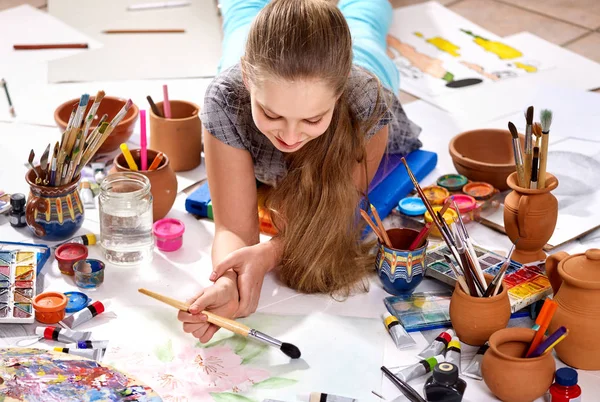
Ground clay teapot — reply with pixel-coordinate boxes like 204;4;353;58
546;249;600;369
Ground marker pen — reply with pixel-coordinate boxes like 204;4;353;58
60;301;106;329
35;326;92;343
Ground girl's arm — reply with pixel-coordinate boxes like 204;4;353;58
353;125;389;192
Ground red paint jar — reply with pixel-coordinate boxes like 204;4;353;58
55;243;88;275
33;292;68;324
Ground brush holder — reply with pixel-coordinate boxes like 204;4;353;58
503;172;558;264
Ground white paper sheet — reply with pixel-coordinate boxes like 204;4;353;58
47;0;222;82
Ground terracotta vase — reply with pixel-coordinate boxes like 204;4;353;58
25;168;84;241
482;328;555;402
546;249;600;369
149;100;202;172
503;172;558;264
111;149;177;221
449;274;511;346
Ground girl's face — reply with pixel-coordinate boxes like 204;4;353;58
248;77;339;153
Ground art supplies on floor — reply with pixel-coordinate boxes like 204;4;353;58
0;249;37;322
425;243;552;312
384;291;452;332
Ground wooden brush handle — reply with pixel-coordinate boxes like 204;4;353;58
138;288;190;310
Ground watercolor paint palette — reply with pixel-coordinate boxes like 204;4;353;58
0;250;37;323
384;290;453;332
425;244;551;312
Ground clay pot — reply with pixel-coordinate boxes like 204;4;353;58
449;129;525;191
503;172;558;264
449;274;511;346
54;96;139;154
482;328;555;402
149;100;202;172
112;149;177;221
546;249;600;369
25;168;84;241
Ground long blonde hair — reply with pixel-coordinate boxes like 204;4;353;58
242;0;386;296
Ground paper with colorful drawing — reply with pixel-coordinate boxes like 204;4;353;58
388;2;553;102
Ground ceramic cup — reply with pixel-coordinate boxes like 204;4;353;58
73;259;105;289
149;100;202;172
375;228;427;295
449;274;511;346
504;172;559;264
112;148;177;221
482;328;556;402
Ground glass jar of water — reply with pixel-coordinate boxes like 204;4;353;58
99;172;154;265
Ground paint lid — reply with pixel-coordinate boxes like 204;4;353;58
422;186;450;205
55;243;88;263
64;291;90;313
433;362;459;385
555;367;578;386
437;174;468;191
153;218;185;240
463;181;495;200
33;292;67;312
448;194;477;213
424;206;458;225
398;197;427;216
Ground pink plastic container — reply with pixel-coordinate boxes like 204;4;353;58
153;218;185;252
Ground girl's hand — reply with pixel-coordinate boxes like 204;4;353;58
209;241;280;317
178;271;239;343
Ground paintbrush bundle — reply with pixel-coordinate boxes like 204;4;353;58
509;107;553;190
28;91;133;188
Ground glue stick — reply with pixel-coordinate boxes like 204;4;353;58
60;301;106;329
418;329;454;359
463;342;489;380
382;312;416;350
395;354;445;383
445;336;462;372
66;340;109;349
54;347;105;362
35;326;92;343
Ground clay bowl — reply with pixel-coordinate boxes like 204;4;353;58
449;274;511;345
54;96;139;154
482;328;555;402
449;129;525;191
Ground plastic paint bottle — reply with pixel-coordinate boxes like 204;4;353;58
549;368;582;402
424;362;466;402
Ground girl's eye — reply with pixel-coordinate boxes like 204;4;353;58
263;110;281;120
305;118;322;126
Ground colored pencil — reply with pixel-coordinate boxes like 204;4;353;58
1;78;15;118
13;43;88;50
146;95;163;117
140;110;148;170
120;143;139;171
526;299;558;357
370;204;391;247
148;152;164;171
102;29;185;34
528;326;568;358
162;84;172;118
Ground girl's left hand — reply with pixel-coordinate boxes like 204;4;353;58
210;241;280;317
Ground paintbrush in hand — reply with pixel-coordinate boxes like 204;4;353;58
138;288;301;359
539;109;553;189
508;122;526;188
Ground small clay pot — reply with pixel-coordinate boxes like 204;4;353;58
449;274;511;346
149;100;202;172
54;96;139;154
112;149;177;221
449;129;525;191
482;328;556;402
504;172;558;264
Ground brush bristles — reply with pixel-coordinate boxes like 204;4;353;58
526;106;534;125
508;122;519;139
540;109;553;133
280;342;301;359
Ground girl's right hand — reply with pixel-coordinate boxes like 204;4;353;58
178;271;239;343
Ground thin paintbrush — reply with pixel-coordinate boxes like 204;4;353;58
360;210;387;246
381;366;426;402
443;254;470;294
530;147;540;190
453;200;486;288
409;199;452;250
533;122;542;149
508;122;526;188
484;242;517;297
539;109;552;189
452;223;484;296
27;150;41;180
146;95;163;117
524;106;534;185
138;288;301;359
83;90;105;138
83;114;108;150
370;204;392;247
1;78;15;117
49;142;59;186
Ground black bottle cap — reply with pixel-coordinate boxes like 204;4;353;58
433;362;459;385
10;193;25;211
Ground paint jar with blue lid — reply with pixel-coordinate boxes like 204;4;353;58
64;291;90;313
398;197;427;217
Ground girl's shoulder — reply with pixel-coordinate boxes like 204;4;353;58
204;63;249;112
347;65;394;128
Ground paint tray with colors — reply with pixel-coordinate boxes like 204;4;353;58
0;250;37;323
384;290;452;332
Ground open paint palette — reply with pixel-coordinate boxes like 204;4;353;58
0;250;37;323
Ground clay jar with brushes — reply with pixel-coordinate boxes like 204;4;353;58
545;249;600;369
482;328;555;402
149;100;202;172
111;149;177;221
503;172;558;264
449;274;511;346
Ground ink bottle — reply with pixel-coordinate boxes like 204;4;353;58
424;362;466;402
549;367;581;402
9;193;26;227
